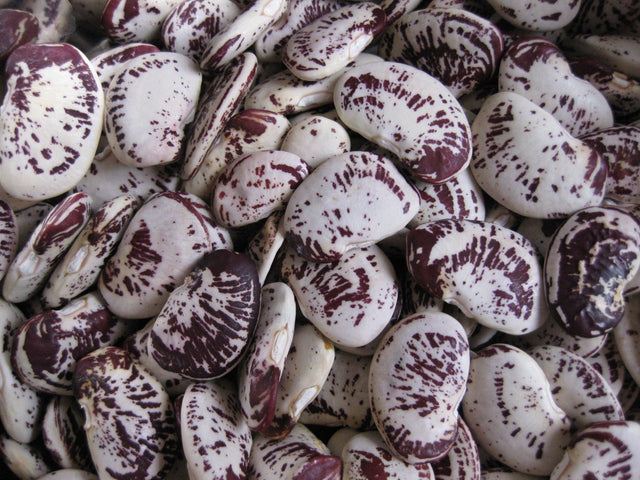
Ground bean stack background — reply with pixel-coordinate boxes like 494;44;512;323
1;0;640;479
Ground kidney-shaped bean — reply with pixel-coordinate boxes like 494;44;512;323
238;282;296;432
11;292;131;395
545;206;640;338
369;311;469;464
281;244;399;348
104;51;202;168
0;43;104;201
73;346;178;480
379;7;503;98
283;2;387;81
181;380;252;480
212;150;309;228
471;92;607;219
407;219;547;335
498;37;613;137
334;60;472;184
149;249;260;380
99;191;232;319
283;151;419;263
462;343;572;476
550;421;640;480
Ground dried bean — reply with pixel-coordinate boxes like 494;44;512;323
73;347;178;480
283;2;386;81
161;0;240;61
0;200;17;281
407;219;547;335
0;432;54;480
181;380;252;480
0;44;103;201
41;396;92;471
529;345;625;428
260;323;334;438
369;312;469;464
238;282;296;432
11;292;131;395
254;0;342;63
300;350;372;430
335;61;472;184
379;7;503;98
499;37;613;137
212;150;309;228
545;206;640;337
462;344;572;476
199;0;287;71
104;51;202;168
98;191;231;319
550;421;640;479
184;109;291;200
41;194;138;308
182;52;257;180
102;0;180;44
280;115;350;169
0;299;46;444
471;92;607;219
90;42;160;92
341;430;435;479
248;423;341;480
149;249;260;380
283;151;419;263
0;9;39;62
2;192;92;304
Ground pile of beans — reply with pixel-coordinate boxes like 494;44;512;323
0;0;639;479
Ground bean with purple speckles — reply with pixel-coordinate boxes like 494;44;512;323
462;343;572;476
370;311;470;464
545;206;640;338
73;346;178;480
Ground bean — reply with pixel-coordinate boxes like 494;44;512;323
2;3;640;479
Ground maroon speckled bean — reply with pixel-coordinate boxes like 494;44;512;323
41;396;92;471
182;52;257;180
471;92;607;219
212;150;309;228
379;7;504;98
0;299;46;445
369;312;469;464
280;243;399;348
103;51;202;168
73;346;178;480
499;37;613;137
0;43;104;201
462;344;572;476
98;191;231;319
283;151;419;263
550;421;640;479
334;61;472;184
248;423;341;480
161;0;240;61
181;380;252;480
407;219;547;335
102;0;180;44
148;249;260;380
2;192;92;304
11;292;131;395
545;206;640;338
254;0;343;63
282;2;387;81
